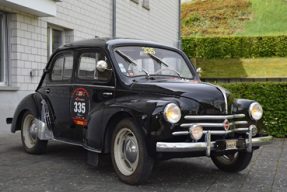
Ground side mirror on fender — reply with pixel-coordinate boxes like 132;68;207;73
196;67;202;77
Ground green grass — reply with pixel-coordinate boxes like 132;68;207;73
196;57;287;78
238;0;287;36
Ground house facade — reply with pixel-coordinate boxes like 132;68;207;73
0;0;181;133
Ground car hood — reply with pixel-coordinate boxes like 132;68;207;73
131;79;231;114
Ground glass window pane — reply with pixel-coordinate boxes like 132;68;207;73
114;46;193;79
78;52;111;81
52;29;62;52
63;55;73;80
51;54;73;81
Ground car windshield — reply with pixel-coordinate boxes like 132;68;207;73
113;46;193;79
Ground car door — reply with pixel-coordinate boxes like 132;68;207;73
71;49;114;141
45;51;75;139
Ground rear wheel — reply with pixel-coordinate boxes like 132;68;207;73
211;151;253;172
111;118;154;185
21;111;48;154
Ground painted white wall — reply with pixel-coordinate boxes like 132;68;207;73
0;0;57;16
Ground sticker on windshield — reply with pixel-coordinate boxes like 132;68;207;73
119;63;127;73
142;47;156;55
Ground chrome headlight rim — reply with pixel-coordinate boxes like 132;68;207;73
249;102;263;121
163;103;181;124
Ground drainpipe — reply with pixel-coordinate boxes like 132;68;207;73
112;0;116;39
178;0;182;50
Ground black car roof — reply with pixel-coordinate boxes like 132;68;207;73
58;38;173;51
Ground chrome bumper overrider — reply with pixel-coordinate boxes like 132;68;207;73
156;134;273;156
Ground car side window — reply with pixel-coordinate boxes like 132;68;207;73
78;52;111;81
51;54;73;81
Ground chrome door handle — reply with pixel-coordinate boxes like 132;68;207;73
45;88;50;94
103;92;113;97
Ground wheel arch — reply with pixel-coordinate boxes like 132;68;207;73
102;111;138;154
11;94;41;133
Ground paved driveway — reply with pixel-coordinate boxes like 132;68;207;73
0;133;286;192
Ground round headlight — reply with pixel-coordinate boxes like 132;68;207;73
249;102;263;121
189;125;203;141
164;103;181;124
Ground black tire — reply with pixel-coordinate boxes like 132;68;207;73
211;151;253;172
21;111;48;154
111;118;154;185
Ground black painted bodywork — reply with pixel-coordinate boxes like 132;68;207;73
10;38;262;158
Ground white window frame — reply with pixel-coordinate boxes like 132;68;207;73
47;25;65;59
0;12;9;86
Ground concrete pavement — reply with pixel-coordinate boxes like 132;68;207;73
0;132;286;192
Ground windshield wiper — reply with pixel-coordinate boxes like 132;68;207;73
147;53;181;77
115;50;149;77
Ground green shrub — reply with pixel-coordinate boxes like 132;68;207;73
218;82;287;138
182;35;287;59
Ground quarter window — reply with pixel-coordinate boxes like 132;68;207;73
51;54;73;81
78;52;111;81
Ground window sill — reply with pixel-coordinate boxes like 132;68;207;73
142;5;150;10
0;86;19;91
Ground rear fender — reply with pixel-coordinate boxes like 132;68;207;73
11;94;40;133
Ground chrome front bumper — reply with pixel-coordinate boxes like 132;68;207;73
156;133;273;156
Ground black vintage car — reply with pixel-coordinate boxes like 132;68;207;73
7;38;272;185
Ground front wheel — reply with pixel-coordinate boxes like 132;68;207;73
21;111;48;154
211;151;253;172
111;118;154;185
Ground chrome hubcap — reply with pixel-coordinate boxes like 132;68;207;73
124;139;138;164
29;122;38;141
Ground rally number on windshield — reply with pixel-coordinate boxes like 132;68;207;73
142;47;155;54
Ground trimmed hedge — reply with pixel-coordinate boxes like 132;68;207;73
182;35;287;59
218;82;287;138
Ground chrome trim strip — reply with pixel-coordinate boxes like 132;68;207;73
230;121;248;125
47;84;115;89
181;123;224;128
72;84;115;89
172;128;249;136
216;85;228;114
184;114;245;120
156;136;273;152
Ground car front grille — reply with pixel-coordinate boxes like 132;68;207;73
173;114;249;136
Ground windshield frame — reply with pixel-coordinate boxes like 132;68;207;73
111;45;197;80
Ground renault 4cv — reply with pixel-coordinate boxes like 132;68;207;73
7;38;273;185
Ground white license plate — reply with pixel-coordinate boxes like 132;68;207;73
226;140;237;150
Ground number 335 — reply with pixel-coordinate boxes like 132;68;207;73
74;102;86;113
